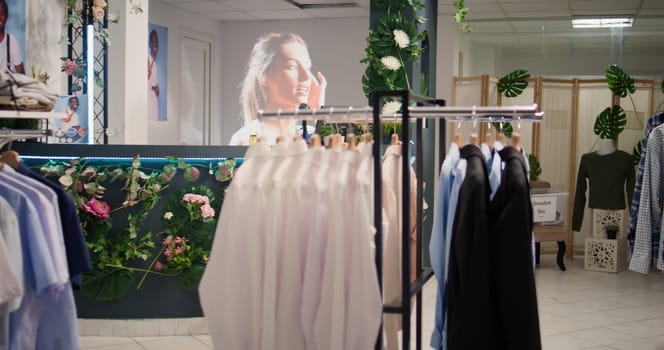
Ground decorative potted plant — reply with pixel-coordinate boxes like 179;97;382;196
604;224;619;240
317;124;336;146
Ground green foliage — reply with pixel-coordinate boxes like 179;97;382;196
593;105;626;139
80;269;135;301
632;140;642;167
176;265;206;291
215;159;236;183
40;156;234;301
0;118;40;130
605;64;636;98
318;124;336;137
453;0;471;32
528;154;542;182
361;8;426;101
492;122;514;138
498;70;531;98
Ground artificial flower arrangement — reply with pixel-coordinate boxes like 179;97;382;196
61;0;143;93
39;155;236;301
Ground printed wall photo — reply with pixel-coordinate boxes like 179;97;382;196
148;23;168;122
1;0;26;74
228;32;327;145
51;95;89;144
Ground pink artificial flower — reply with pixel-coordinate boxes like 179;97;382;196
163;236;173;245
166;255;173;262
182;193;210;204
175;236;187;244
154;262;163;271
83;198;110;219
62;59;78;75
175;246;185;255
163;249;172;258
201;204;215;219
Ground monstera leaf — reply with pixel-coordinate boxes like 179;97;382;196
81;269;135;301
594;105;626;139
497;70;531;98
176;265;205;291
492;122;514;138
605;65;635;98
632;140;642;167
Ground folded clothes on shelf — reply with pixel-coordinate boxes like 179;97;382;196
0;71;59;111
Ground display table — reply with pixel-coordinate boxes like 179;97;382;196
533;225;567;271
531;190;569;271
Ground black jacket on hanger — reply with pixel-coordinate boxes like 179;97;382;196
489;146;541;350
447;145;496;350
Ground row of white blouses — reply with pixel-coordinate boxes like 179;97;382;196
0;165;78;350
199;137;418;350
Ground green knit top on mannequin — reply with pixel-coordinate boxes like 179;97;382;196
572;150;635;231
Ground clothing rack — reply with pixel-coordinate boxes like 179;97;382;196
259;92;543;350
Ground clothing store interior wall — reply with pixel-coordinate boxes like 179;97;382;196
102;0;664;146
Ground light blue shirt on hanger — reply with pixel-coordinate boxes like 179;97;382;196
430;143;468;350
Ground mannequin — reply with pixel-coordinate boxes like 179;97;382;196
596;138;616;155
572;138;635;232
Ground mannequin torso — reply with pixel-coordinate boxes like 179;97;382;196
597;138;616;155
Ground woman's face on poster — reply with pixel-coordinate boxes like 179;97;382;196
263;41;312;108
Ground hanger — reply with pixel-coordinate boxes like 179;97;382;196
469;106;479;145
485;132;493;148
496;132;505;145
310;134;322;148
511;116;522;151
454;133;462;148
346;133;357;151
510;132;522;151
359;107;372;143
469;133;478;146
0;150;20;169
390;112;400;145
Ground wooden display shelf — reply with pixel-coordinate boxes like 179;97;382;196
533;224;567;271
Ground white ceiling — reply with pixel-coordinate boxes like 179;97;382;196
162;0;664;53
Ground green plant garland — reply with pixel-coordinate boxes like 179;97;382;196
39;156;236;301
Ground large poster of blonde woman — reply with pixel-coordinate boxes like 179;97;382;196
148;23;168;121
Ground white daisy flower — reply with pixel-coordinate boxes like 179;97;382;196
382;101;402;115
393;29;410;49
380;56;401;71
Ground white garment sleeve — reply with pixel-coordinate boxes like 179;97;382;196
8;35;22;67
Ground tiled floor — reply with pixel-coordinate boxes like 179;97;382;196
79;255;664;349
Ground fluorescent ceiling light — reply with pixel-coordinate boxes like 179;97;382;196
572;18;633;29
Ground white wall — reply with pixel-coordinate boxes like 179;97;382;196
218;17;369;144
458;43;664;78
107;0;225;145
148;0;225;145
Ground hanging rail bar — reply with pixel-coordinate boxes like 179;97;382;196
257;104;543;121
